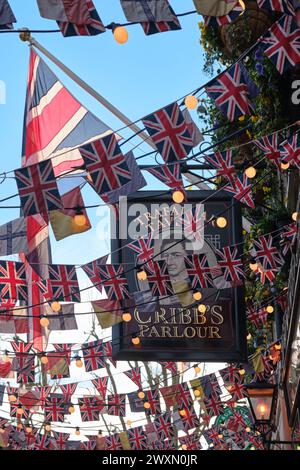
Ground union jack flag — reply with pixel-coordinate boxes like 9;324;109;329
0;261;28;301
126;426;147;450
176;383;194;409
57;0;106;37
256;265;276;284
147;162;184;191
179;432;202;450
105;433;123;450
260;15;300;74
205;63;253;122
11;341;34;384
216;246;245;284
38;386;52;410
124;367;142;389
59;383;77;403
154;413;175;440
280;132;300;168
257;0;295;15
227;380;248;401
219;365;240;384
204;150;236;185
97;264;130;300
127;235;155;271
144;261;173;297
180;205;205;243
107;394;126;417
44;395;65;422
81;259;104;294
204;2;244;28
142;102;194;163
204;426;225;447
159;361;177;375
80;440;97;450
15;160;62;217
254;133;281;169
82;340;105;372
48;264;80;302
180;407;200;433
10;402;30;420
141;3;181;35
200;373;222;399
144;388;161;416
247;305;267;328
253;234;284;270
80;134;131;196
224;174;255;209
36;278;53;301
78;396;101;422
33;434;51;451
51;431;70;451
91;377;108;401
203;395;224;418
103;340;117;368
280;222;298;254
185;254;214;289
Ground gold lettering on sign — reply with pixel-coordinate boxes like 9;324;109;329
211;305;224;325
134;308;151;324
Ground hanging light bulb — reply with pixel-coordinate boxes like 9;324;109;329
172;190;185;204
194;389;201;397
194;364;201;374
113;26;128;44
41;354;48;365
143;402;151;410
75;356;83;368
198;304;206;314
266;305;274;314
75;427;80;436
245;426;251;433
179;409;186;417
68;404;75;414
247;333;252;341
238;367;246;376
131;335;140;346
184;95;198;110
249;259;258;271
275;342;282;350
245;166;256;179
73;207;87;227
9;393;17;403
215;217;227;228
122;312;132;322
218;434;223;439
40;315;49;328
138;391;145;400
0;427;5;434
193;291;202;301
182;444;188;450
292;212;298;221
126;420;132;427
51;301;61;312
281;161;290;170
25;426;32;434
137;268;147;281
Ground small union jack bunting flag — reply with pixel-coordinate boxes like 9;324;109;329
280;132;300;169
280;223;297;255
127;235;155;271
147;162;184;191
81;254;109;294
204;150;236;185
253;234;284;270
126;426;147;450
48;264;80;302
15;160;62;217
142;102;194;163
204;2;244;28
140;2;181;35
179;432;202;450
144;261;173;297
254;133;281;169
0;261;28;301
120;0;175;22
203;395;224;418
185;254;214;289
105;433;123;451
82;340;105;372
107;394;126;417
260;15;300;74
33;434;51;451
154;412;175;440
224;174;255;209
80;134;131;196
180;406;200;433
257;0;295;15
216;246;245;285
124;367;142;389
97;264;131;301
180;205;206;243
143;388;161;416
205;63;254;122
51;431;70;451
11;341;34;384
78;396;102;422
159;361;177;375
44;394;65;422
0;0;16;29
91;377;108;400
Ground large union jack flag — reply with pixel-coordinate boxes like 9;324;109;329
257;0;295;15
15;160;62;217
260;15;300;74
97;264;130;300
204;150;236;185
57;0;106;37
154;413;174;440
142;102;194;163
144;261;173;297
205;63;253;122
82;340;105;372
254;133;281;169
0;261;28;301
107;394;126;417
253;234;284;270
216;246;245;285
204;2;244;27
185;254;214;289
147;162;184;191
124;367;142;389
80;134;131;196
280;132;300;169
224;174;255;209
48;264;80;302
141;3;181;35
78;396;102;422
127;235;155;271
126;426;147;450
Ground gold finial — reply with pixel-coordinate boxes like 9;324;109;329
19;28;31;42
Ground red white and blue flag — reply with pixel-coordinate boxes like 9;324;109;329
126;426;147;450
0;0;16;29
254;133;281;169
0;261;28;301
253;234;284;270
216;246;245;284
257;0;295;15
280;222;297;255
147;162;184;191
144;261;173;297
204;150;236;185
139;2;182;35
280;132;300;169
124;367;142;389
185;254;214;289
91;377;108;401
82;340;105;372
224;174;255;209
127;235;155;271
48;264;80;302
204;2;244;28
107;394;126;417
97;264;130;301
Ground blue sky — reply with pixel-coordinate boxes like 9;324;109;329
0;0;208;269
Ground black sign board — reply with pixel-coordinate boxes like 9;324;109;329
112;190;247;362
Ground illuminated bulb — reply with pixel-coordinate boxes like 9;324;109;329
40;315;49;328
75;356;83;368
144;402;151;410
198;304;206;314
275;343;282;351
122;312;132;322
137;269;147;281
194;365;201;374
245;166;256;179
184;95;198;110
292;212;298;221
179;409;186;417
245;427;251;433
25;426;32;434
113;26;128;44
126;420;132;427
266;305;274;314
138;391;145;400
9;394;17;403
131;335;140;346
193;291;202;301
41;354;48;365
182;444;188;450
45;423;51;432
51;301;61;312
75;427;80;436
238;368;245;376
194;389;201;397
172;190;185;204
249;261;258;271
17;405;24;416
68;405;75;414
259;405;266;414
281;161;290;170
216;217;227;228
218;434;223;439
73;213;87;227
247;333;252;341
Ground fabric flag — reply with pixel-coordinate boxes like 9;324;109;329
107;394;126;417
43;352;70;378
143;389;161;416
182;109;204;147
105;433;123;451
18;388;40;411
50;431;70;451
78;396;103;422
180;407;200;433
260;15;300;74
0;261;28;301
142;102;194;163
159;361;177;375
128;392;146;413
0;359;12;378
37;0;105;36
92;299;123;329
120;0;176;22
140;1;181;35
193;0;237;16
203;395;224;418
185;254;214;289
154;413;174;440
224;174;255;209
257;0;295;15
180;204;206;243
91;377;108;400
147;162;184;192
215;246;245;285
252;234;284;270
0;303;29;335
103;340;116;368
254;133;281;169
144;261;173;297
203;2;244;28
47;264;80;302
126;426;147;450
45;394;66;422
124;367;142;389
127;234;155;271
97;264;130;300
280;132;300;168
206;63;255;122
0;218;27;256
82;340;105;372
0;0;16;29
80;134;132;197
49;186;91;241
48;303;77;331
101;151;146;204
133;290;158;314
280;223;297;255
204;150;236;185
81;254;109;294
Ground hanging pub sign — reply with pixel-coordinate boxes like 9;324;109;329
112;190;247;362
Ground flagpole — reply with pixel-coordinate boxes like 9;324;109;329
25;34;157;151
